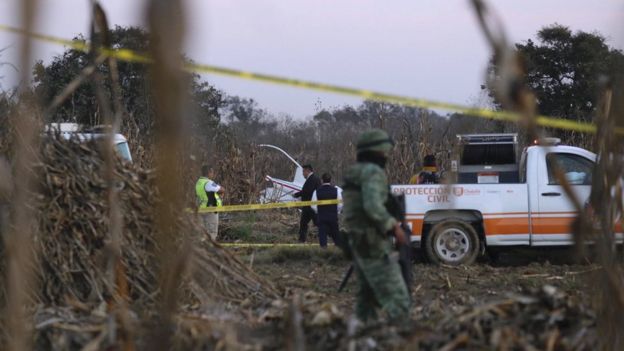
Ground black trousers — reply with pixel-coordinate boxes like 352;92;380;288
317;219;340;247
298;207;317;242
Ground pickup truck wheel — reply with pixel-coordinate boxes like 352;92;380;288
425;220;479;265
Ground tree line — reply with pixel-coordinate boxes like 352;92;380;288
0;24;622;204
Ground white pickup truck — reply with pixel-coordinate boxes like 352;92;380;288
393;141;623;265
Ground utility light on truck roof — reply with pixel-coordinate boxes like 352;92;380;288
533;137;562;146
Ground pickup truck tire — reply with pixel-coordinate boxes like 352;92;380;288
425;220;479;265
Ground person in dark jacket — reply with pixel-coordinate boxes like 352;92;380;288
311;173;343;248
409;154;440;184
293;164;321;242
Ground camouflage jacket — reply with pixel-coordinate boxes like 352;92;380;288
343;162;397;258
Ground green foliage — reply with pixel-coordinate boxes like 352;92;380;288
0;91;11;118
225;225;253;241
224;213;256;241
32;27;150;126
487;24;624;121
223;96;266;124
0;90;13;153
253;246;345;264
32;26;223;146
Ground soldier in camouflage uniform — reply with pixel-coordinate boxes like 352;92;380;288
343;129;410;323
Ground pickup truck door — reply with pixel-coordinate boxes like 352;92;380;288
533;151;593;245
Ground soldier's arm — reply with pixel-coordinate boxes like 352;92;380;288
361;167;397;233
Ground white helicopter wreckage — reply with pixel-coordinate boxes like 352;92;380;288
258;144;306;203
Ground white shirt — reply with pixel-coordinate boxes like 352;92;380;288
204;179;221;192
311;184;343;213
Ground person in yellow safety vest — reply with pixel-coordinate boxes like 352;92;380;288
195;165;224;240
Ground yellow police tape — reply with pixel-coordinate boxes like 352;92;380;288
2;24;622;135
220;243;321;248
193;199;341;214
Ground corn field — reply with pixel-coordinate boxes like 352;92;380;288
0;0;622;350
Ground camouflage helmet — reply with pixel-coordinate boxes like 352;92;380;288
356;129;394;155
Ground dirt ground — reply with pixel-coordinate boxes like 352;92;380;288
20;146;613;350
222;243;598;350
199;212;602;349
245;246;592;314
30;209;603;350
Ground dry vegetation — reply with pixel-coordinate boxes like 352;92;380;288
0;0;622;350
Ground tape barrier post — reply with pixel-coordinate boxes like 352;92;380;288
2;24;622;135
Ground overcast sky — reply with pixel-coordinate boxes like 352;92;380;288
0;0;622;119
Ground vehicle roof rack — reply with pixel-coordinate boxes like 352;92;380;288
457;133;517;145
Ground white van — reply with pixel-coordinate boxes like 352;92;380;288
46;123;132;163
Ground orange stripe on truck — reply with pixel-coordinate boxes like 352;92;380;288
531;217;574;235
408;216;575;236
408;214;622;238
484;217;530;235
408;219;424;235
